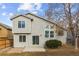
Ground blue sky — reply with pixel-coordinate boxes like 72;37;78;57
0;3;78;26
0;3;48;26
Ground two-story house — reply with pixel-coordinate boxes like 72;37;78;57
11;13;67;49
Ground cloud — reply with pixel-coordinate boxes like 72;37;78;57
17;3;42;14
1;5;6;9
2;12;6;16
31;11;38;14
18;3;33;11
9;13;14;16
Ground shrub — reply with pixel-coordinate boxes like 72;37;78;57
45;40;62;48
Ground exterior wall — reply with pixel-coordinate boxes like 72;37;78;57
56;31;67;44
12;16;31;33
13;14;67;48
13;34;27;47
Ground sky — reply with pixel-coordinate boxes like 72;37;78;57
0;3;78;26
0;3;48;26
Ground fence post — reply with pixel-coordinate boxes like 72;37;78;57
5;39;6;48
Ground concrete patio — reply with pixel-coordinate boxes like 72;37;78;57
23;47;46;52
0;47;46;53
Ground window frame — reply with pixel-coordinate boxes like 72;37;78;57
32;36;39;45
18;21;25;28
44;25;54;38
50;31;54;38
19;35;26;42
57;29;64;36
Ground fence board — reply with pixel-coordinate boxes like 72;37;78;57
0;39;13;49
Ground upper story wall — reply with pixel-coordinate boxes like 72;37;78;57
25;14;57;39
12;16;32;33
25;14;67;40
12;13;67;41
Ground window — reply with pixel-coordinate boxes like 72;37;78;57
32;36;39;45
45;31;49;38
19;35;26;42
50;31;54;37
50;26;54;29
18;21;25;28
45;25;54;38
45;25;49;29
57;29;64;36
18;21;21;28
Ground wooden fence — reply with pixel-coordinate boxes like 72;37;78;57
0;39;13;49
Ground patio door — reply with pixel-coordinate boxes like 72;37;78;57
32;36;39;45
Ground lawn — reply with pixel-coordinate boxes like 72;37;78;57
0;49;79;56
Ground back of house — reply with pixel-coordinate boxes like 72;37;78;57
11;13;67;48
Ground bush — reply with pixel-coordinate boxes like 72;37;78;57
45;40;62;48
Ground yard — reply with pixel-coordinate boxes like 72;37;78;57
0;45;79;56
0;49;79;56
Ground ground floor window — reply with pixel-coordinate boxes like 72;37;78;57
32;36;39;45
19;35;26;42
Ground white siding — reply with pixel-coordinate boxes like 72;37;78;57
13;14;67;48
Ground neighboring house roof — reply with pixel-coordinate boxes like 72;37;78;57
10;13;67;31
0;22;12;30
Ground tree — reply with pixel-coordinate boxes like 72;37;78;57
45;3;79;47
45;3;53;20
64;3;79;48
63;3;75;45
45;3;65;23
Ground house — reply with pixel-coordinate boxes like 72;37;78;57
0;22;13;49
11;13;67;48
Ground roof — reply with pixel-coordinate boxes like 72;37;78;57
10;15;33;21
11;13;67;31
0;22;12;30
25;13;67;31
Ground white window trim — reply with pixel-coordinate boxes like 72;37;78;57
18;21;25;28
19;35;26;43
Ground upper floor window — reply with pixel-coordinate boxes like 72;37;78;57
45;25;49;29
50;25;54;29
45;31;49;38
57;29;64;36
50;31;54;37
18;21;25;28
45;25;54;38
45;25;54;29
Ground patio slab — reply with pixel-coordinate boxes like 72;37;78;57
23;47;46;52
6;48;24;53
